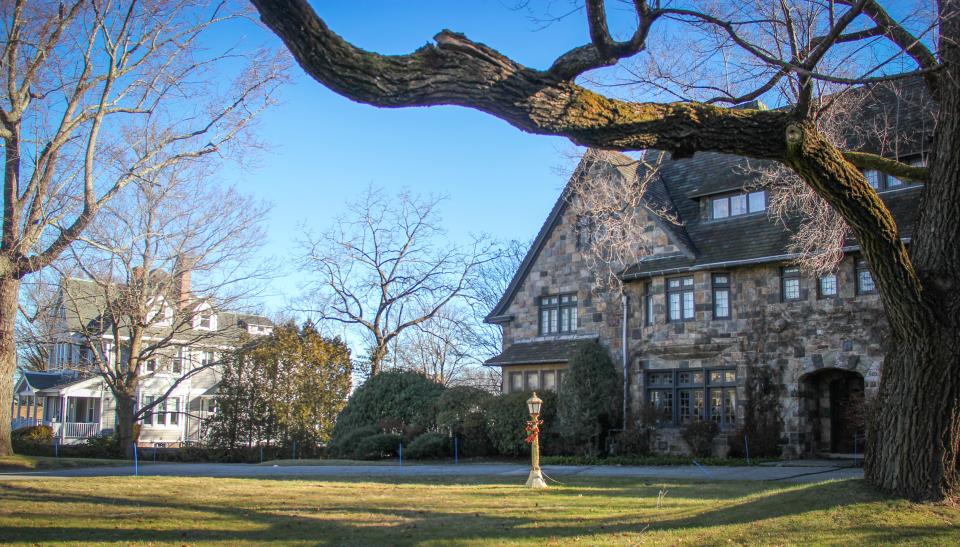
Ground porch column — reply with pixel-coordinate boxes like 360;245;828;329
33;396;39;423
14;395;21;421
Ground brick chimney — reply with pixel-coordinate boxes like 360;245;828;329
173;256;195;307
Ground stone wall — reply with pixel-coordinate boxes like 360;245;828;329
497;199;889;457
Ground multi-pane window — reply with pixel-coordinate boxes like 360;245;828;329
712;273;731;319
818;273;838;298
506;368;565;394
539;294;578;335
863;164;920;191
525;371;540;391
710;190;766;219
856;260;876;294
576;214;596;250
146;358;158;372
141;395;154;425
666;277;695;322
509;372;523;393
172;348;184;374
781;266;801;301
646;368;737;427
201;350;216;367
644;282;654;326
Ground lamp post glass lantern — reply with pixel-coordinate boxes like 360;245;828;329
525;392;547;489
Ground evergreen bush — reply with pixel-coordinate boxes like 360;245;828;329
558;340;621;455
406;432;451;459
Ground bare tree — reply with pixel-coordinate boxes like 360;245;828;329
0;0;288;456
252;0;959;501
565;149;672;291
59;160;270;453
300;186;495;378
394;306;473;386
15;272;62;371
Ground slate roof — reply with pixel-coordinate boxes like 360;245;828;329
484;337;596;366
485;77;931;320
59;277;273;346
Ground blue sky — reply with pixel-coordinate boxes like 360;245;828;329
215;2;601;313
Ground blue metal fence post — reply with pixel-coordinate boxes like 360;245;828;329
292;441;296;461
744;434;750;465
399;441;403;467
133;443;138;477
260;445;263;464
53;437;59;458
454;436;459;465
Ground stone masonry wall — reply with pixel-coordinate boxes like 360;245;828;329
498;201;889;457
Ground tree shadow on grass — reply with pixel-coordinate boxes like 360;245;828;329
0;478;956;544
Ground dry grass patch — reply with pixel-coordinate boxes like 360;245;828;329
0;476;957;545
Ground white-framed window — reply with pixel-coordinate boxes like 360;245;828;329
201;350;216;367
710;190;766;219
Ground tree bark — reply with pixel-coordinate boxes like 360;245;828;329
864;0;960;502
115;387;140;459
0;277;19;456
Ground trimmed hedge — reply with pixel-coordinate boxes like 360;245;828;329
405;432;450;460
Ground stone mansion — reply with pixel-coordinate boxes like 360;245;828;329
484;81;929;457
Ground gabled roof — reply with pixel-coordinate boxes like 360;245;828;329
486;78;931;319
16;370;90;392
484;150;694;322
58;277;274;345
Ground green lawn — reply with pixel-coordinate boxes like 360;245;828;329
0;476;957;545
0;454;127;473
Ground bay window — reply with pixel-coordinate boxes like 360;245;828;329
646;368;737;427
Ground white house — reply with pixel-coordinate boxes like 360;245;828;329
11;275;273;446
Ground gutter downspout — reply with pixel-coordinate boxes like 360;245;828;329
622;293;629;430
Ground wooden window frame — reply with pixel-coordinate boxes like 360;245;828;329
538;293;578;335
711;273;731;320
781;266;802;302
856;259;877;295
666;276;695;323
645;368;738;428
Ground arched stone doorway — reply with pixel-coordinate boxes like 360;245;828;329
800;368;866;455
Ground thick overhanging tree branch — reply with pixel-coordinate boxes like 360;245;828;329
252;0;930;333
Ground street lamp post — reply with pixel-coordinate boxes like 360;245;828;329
525;392;547;489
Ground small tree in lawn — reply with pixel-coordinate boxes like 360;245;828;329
208;323;352;450
559;341;621;456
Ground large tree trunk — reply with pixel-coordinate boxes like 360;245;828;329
0;276;20;456
115;389;140;459
866;1;960;501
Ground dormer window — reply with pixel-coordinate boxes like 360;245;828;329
710;190;766;219
863;159;922;192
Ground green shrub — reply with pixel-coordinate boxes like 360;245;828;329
354;433;402;460
330;370;444;446
558;341;621;455
610;428;652;457
12;425;53;443
483;390;560;457
327;425;380;458
681;420;720;457
405;432;450;460
436;386;494;457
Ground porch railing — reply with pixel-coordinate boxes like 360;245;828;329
61;422;101;439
